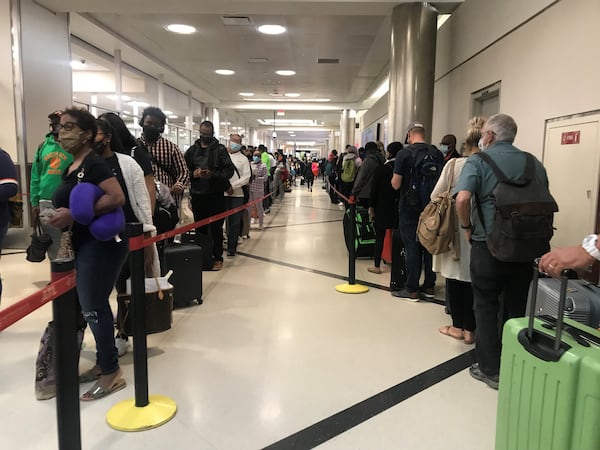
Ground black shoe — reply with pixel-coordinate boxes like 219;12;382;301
469;363;499;390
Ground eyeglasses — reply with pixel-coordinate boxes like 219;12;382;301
57;122;80;131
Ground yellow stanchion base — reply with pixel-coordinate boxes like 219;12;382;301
335;283;369;294
106;394;177;431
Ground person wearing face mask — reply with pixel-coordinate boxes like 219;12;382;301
224;134;251;257
439;134;461;163
455;113;551;389
29;110;74;261
137;106;189;203
47;107;128;401
249;151;268;230
184;120;235;271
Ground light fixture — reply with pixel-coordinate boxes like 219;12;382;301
168;115;178;119
215;69;235;75
163;110;173;115
290;134;296;137
239;92;254;97
244;98;330;102
258;25;286;35
284;93;300;97
165;24;197;34
276;70;296;76
370;76;390;100
277;110;285;116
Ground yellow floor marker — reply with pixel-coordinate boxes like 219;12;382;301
107;395;177;431
335;283;369;294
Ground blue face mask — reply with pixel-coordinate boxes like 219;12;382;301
230;142;242;152
439;144;450;155
253;155;260;163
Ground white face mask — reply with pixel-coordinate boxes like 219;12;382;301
478;138;486;151
440;144;450;155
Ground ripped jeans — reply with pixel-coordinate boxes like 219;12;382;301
75;237;128;375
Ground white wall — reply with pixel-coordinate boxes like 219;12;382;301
432;0;600;160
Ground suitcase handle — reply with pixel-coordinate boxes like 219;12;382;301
523;260;571;360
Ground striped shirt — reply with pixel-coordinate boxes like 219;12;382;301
139;136;189;191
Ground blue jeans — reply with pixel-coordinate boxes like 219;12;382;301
399;215;435;293
225;196;244;255
75;237;128;375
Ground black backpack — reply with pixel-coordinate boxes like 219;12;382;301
475;152;558;262
402;144;444;212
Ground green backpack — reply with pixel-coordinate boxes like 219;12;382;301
341;158;357;182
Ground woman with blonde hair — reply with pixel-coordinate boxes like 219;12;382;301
433;117;486;345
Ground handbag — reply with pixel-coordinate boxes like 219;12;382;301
8;194;23;228
117;273;174;336
26;223;53;263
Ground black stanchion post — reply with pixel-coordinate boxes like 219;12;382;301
51;260;81;450
128;222;149;407
348;197;357;285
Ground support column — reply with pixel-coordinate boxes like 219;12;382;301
157;74;164;110
115;49;123;112
388;3;437;141
340;109;356;148
185;90;193;130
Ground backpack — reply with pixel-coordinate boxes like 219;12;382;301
341;158;357;182
475;152;558;262
417;159;457;256
402;144;444;212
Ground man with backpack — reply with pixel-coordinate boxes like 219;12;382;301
455;113;556;389
391;122;444;301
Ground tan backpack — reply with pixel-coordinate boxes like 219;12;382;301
417;159;457;256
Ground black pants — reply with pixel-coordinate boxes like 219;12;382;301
191;192;225;263
470;241;532;376
327;175;338;203
373;228;386;268
305;177;314;190
446;279;476;331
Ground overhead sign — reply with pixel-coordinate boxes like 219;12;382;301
561;131;580;145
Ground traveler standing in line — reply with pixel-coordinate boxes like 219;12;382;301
137;106;189;203
259;145;272;214
224;134;251;257
455;113;551;389
249;150;267;230
367;141;402;274
391;122;444;301
439;134;461;163
352;141;385;208
434;117;486;345
29;111;74;261
48;107;127;400
326;150;339;204
339;145;362;203
0;148;18;301
184;120;235;271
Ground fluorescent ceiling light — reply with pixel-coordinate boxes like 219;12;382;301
244;98;330;102
277;111;285;116
168;115;178;119
258;25;286;35
215;69;235;75
286;141;315;146
370;76;390;100
165;24;197;34
258;119;321;126
285;93;300;97
163;110;173;115
290;134;296;137
276;70;296;76
239;92;254;97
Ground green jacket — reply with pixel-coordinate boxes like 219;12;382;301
29;134;73;207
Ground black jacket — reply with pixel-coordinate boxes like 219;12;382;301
369;159;399;230
184;138;235;195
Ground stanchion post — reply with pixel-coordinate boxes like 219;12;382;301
51;260;81;450
348;196;357;285
127;222;150;407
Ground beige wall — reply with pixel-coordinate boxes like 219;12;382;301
432;0;600;160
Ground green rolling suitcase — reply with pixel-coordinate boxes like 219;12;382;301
496;266;600;450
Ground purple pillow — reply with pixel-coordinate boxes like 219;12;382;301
69;182;103;225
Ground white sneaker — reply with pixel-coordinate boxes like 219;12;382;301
115;337;129;357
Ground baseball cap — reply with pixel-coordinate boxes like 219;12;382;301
407;121;425;133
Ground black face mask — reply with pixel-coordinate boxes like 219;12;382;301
200;134;213;145
143;125;162;142
93;141;106;155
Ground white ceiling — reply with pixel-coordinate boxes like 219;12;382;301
39;0;462;147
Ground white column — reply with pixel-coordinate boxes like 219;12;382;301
114;49;123;112
158;74;164;109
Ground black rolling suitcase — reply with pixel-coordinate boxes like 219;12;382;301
162;243;203;308
181;230;214;270
389;228;406;292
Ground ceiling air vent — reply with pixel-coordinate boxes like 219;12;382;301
221;16;252;26
317;58;339;64
248;57;269;64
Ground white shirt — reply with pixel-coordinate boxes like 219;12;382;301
226;151;251;197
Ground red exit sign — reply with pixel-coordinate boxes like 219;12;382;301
561;131;580;145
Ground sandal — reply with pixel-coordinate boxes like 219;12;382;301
79;367;101;384
439;325;464;340
81;377;126;401
367;267;382;274
463;330;476;345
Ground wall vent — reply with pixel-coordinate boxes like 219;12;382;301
317;58;339;64
221;16;252;26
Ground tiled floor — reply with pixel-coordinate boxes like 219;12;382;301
0;182;497;449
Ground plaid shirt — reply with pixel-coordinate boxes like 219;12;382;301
140;136;189;191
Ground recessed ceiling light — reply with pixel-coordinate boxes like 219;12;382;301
285;93;300;97
276;70;296;76
165;24;197;34
239;92;254;97
258;25;287;35
215;69;235;75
